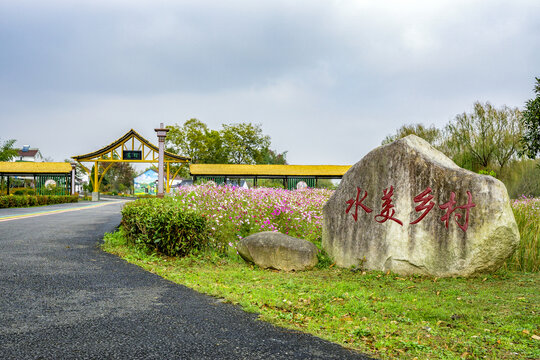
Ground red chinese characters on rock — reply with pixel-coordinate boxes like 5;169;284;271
439;191;476;232
344;186;476;232
374;186;403;226
345;187;373;221
410;187;435;225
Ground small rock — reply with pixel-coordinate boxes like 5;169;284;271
237;231;318;271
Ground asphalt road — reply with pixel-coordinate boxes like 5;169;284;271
0;200;374;359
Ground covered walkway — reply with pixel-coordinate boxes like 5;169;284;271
0;162;75;195
189;164;351;189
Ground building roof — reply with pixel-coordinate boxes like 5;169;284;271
190;164;351;177
16;149;41;157
0;162;72;175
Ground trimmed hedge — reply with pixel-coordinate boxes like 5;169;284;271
121;198;208;257
0;195;78;208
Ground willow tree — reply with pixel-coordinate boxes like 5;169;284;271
381;123;442;147
443;102;523;175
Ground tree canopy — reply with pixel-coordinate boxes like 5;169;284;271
520;77;540;159
443;102;523;174
382;102;523;176
0;139;18;161
381;123;442;146
166;119;286;167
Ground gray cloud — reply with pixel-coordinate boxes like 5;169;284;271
0;0;538;164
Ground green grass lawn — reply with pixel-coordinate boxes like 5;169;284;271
103;231;539;360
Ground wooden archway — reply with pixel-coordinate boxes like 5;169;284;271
72;129;190;199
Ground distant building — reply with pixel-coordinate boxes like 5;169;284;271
15;145;43;162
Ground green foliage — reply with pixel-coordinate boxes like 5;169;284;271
259;148;288;165
478;169;496;177
385;103;526;184
520;77;540;159
166;119;227;167
84;162;135;194
121;198;208;257
443;102;523;174
504;197;540;272
381;123;442;146
316;179;337;190
0;138;18;161
315;247;334;269
220;122;271;164
166;119;286;170
503;159;540;198
103;162;136;193
0;195;78;208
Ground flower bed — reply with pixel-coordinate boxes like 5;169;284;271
172;184;333;249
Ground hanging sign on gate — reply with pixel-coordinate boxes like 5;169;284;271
122;150;142;160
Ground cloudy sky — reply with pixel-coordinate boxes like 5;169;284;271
1;0;538;166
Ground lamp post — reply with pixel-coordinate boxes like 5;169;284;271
155;123;169;198
71;163;76;195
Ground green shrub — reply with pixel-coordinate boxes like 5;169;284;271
27;196;38;206
13;189;25;195
37;195;48;205
0;195;79;208
121;198;208;257
136;194;156;199
15;196;29;207
478;169;496;177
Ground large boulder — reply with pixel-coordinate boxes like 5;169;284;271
237;232;319;271
322;135;519;277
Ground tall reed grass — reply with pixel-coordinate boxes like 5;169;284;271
504;196;540;272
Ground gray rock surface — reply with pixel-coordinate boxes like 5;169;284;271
322;135;519;277
237;231;319;271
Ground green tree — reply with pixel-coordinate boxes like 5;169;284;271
442;101;523;175
221;123;271;164
259;148;288;165
381;123;442;146
166;119;227;164
520;77;540;159
166;119;283;167
0;139;18;161
104;162;136;193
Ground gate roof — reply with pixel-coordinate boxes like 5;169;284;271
72;129;190;163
